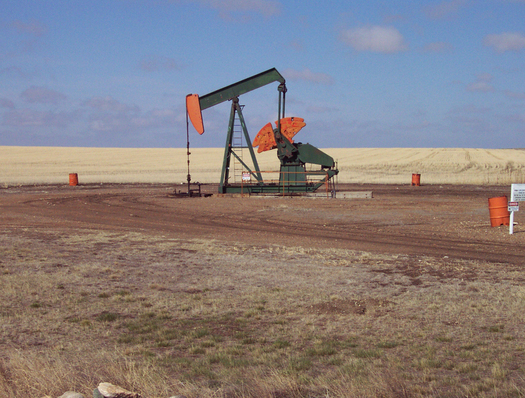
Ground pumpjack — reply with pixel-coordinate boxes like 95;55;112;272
186;68;338;195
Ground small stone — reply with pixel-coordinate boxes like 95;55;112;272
58;392;85;398
96;382;141;398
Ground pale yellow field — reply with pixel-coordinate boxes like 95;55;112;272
1;146;525;186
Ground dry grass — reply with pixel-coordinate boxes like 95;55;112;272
1;228;524;397
1;146;525;186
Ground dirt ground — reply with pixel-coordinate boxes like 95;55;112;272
1;183;523;266
2;182;525;397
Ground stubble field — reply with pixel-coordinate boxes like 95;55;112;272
1;147;525;398
2;146;525;186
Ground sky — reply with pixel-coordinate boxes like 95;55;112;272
1;0;525;149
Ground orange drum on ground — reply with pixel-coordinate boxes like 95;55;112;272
488;196;510;227
69;173;78;186
411;173;421;186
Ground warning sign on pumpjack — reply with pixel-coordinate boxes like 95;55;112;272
512;184;525;201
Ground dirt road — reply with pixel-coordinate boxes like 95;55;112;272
1;183;523;265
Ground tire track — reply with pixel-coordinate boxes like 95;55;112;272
2;186;523;265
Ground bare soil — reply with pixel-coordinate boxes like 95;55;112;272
1;183;523;266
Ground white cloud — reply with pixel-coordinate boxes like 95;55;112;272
130;108;179;128
0;98;15;109
20;86;67;104
84;102;179;133
195;0;281;18
140;55;183;72
84;96;140;113
10;20;48;36
0;66;32;78
282;68;334;85
447;105;494;129
288;40;304;52
3;109;78;127
504;90;525;100
484;32;525;53
141;0;280;19
340;25;408;54
466;81;493;93
423;0;468;20
466;73;495;93
89;114;129;132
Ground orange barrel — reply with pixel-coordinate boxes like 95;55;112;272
488;196;510;227
411;173;421;186
69;173;78;186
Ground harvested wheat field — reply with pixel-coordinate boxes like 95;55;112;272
2;146;525;185
1;146;525;398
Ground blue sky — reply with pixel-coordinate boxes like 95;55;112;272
1;0;524;148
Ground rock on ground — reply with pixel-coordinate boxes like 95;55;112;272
58;392;85;398
95;382;141;398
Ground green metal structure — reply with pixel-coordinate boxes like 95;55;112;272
186;68;338;195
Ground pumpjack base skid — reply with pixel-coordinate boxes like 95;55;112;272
221;184;326;195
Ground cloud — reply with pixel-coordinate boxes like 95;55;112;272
140;55;183;72
422;41;454;53
83;95;179;134
466;73;495;93
20;86;67;104
83;97;141;132
87;107;180;133
214;0;280;16
88;113;131;132
3;109;79;127
484;32;525;53
129;0;281;18
129;108;179;128
84;96;140;113
282;68;334;85
0;98;15;109
446;104;495;133
0;66;32;79
288;40;304;52
187;0;281;18
9;20;48;36
340;25;408;54
423;0;468;20
504;90;525;100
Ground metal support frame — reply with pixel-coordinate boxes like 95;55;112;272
219;98;263;193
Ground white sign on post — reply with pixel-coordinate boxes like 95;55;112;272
509;184;525;234
512;184;525;201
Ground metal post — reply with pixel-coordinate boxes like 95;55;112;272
277;90;282;140
219;100;237;193
281;84;286;119
186;105;191;195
